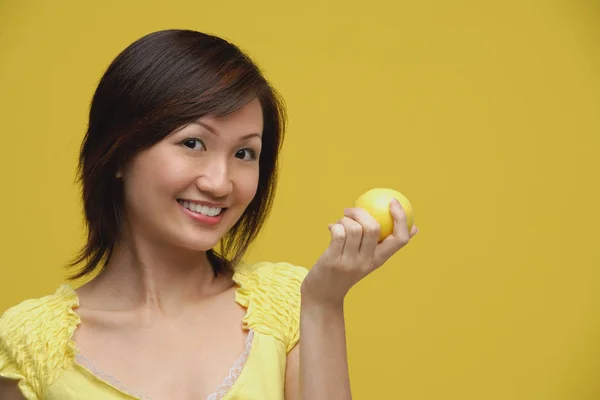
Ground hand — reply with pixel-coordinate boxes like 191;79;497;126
301;198;419;307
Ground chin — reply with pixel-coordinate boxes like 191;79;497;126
179;239;220;252
174;231;224;252
165;214;238;252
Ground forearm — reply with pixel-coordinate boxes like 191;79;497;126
299;297;352;400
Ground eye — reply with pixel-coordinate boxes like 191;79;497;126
182;138;205;151
235;148;257;161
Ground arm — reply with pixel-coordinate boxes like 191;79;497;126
0;378;27;400
1;315;37;400
286;199;418;400
299;299;351;399
284;301;351;400
284;344;300;400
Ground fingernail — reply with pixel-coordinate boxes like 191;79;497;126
391;198;400;207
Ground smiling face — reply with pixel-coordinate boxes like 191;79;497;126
119;98;264;252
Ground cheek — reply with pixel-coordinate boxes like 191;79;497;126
152;164;191;194
123;151;188;206
122;166;158;214
235;169;260;205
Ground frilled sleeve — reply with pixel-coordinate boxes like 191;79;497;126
233;261;309;353
0;285;80;399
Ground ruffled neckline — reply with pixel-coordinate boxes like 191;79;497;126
53;284;82;371
53;272;255;400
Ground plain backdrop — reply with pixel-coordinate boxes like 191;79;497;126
1;1;599;399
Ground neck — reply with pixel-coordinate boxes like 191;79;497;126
80;230;232;316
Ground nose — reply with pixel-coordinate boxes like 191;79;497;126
195;157;233;198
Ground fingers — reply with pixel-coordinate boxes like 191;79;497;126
389;198;419;239
410;224;419;238
374;199;415;267
389;198;409;234
327;201;418;270
327;223;346;258
343;207;380;256
337;216;362;260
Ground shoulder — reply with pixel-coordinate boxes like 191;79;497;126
234;261;309;308
234;261;309;288
0;284;80;348
233;261;309;353
0;285;80;398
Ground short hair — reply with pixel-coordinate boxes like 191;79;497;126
69;29;286;280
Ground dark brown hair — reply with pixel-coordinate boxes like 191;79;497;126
68;29;286;280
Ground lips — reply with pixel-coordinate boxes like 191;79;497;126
178;200;224;216
177;199;227;226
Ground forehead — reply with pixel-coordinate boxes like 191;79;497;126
200;98;263;134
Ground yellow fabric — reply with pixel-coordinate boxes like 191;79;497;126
0;261;308;400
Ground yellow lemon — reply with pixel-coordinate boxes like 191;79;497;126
355;188;414;242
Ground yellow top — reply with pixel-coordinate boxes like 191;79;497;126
0;261;308;400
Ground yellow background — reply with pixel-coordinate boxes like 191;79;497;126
1;1;599;399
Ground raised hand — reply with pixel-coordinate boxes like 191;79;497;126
301;198;419;306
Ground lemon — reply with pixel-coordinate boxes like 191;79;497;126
355;188;414;242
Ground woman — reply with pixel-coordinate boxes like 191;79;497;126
0;29;418;400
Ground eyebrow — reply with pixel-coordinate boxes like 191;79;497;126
191;121;262;140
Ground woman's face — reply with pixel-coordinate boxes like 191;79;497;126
119;98;263;252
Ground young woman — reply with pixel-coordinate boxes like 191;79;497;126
0;29;418;400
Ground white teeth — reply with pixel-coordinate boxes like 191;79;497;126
180;201;222;217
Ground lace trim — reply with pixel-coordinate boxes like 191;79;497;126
206;329;254;400
74;329;255;400
75;353;152;400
